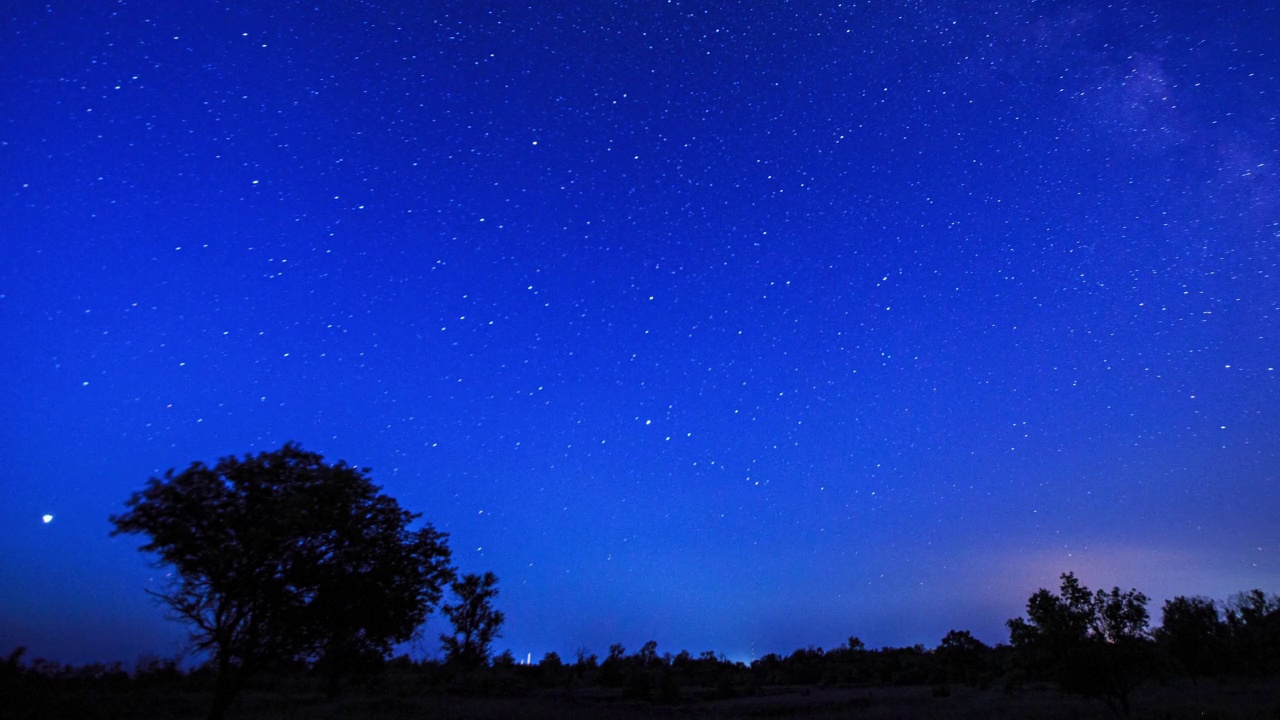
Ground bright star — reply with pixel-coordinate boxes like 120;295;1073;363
42;514;53;524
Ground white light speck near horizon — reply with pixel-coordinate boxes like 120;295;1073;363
42;514;53;524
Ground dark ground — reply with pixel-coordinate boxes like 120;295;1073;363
8;675;1280;720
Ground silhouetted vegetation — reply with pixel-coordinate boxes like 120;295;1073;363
5;582;1280;720
6;588;1280;719
108;443;459;719
1157;589;1280;679
440;571;506;669
1005;572;1155;717
8;441;1279;718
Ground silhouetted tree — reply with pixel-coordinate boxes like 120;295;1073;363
491;649;516;669
637;640;661;667
533;650;571;688
1224;589;1280;674
574;647;598;669
440;572;504;667
1;646;25;684
936;630;990;686
1157;596;1228;680
599;643;628;686
110;443;454;720
1007;572;1154;718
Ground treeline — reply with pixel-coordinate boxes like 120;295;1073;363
418;580;1279;712
1158;589;1280;678
415;638;999;701
5;579;1278;716
10;445;1278;719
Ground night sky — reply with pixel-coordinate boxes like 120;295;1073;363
2;0;1278;666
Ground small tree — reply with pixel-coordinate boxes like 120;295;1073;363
1007;572;1153;718
936;630;990;686
110;443;454;719
637;640;660;667
599;643;627;687
574;647;599;671
1;646;26;683
440;572;504;667
491;649;517;668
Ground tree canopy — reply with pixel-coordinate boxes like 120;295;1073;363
1007;572;1153;717
440;571;505;668
110;442;454;718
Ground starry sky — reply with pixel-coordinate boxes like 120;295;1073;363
2;0;1278;666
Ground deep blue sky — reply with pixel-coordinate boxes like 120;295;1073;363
2;0;1277;666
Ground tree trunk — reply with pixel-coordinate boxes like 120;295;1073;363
207;653;239;720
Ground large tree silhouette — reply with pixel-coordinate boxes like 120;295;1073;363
110;443;454;720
